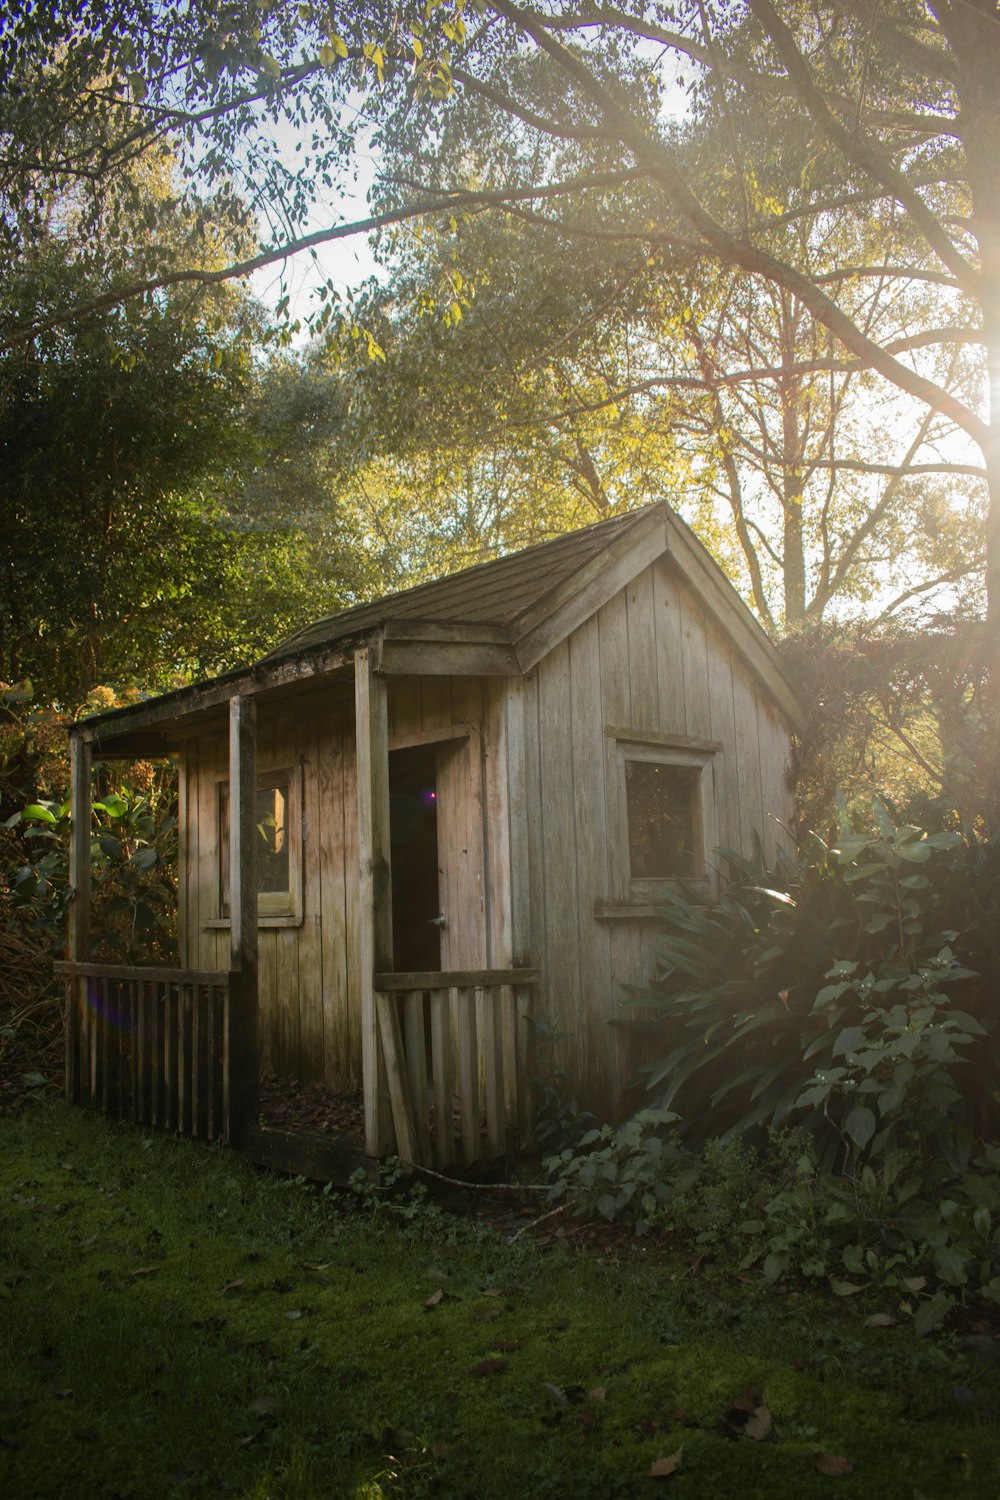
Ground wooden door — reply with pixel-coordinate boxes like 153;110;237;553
435;733;487;971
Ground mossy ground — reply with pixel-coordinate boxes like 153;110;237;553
1;1103;997;1499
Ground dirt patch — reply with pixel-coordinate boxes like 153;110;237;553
258;1074;365;1138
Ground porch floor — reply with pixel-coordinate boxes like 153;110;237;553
257;1074;364;1140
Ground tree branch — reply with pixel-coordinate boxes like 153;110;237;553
1;169;639;350
745;0;976;292
491;0;989;449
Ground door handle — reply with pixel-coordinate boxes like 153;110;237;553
428;914;446;927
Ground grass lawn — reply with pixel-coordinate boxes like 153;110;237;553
1;1103;997;1499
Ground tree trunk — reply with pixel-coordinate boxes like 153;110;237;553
780;300;807;626
936;2;1000;628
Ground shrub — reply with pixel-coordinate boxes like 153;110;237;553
5;783;178;965
631;804;1000;1167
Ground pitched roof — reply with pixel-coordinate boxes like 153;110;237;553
72;500;802;749
265;504;657;660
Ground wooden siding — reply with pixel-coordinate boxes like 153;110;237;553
179;678;494;1089
175;560;793;1119
520;556;794;1117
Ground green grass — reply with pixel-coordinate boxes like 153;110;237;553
0;1103;997;1499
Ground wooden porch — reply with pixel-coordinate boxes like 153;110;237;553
56;959;537;1176
62;639;538;1178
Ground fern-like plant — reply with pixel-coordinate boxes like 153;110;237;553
631;805;1000;1168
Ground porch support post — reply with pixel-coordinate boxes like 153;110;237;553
227;693;258;1144
66;732;92;1103
354;642;395;1156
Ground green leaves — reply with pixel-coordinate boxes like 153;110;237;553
7;769;178;964
637;805;998;1167
844;1106;876;1152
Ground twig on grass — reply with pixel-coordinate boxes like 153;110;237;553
507;1202;571;1244
397;1158;550;1192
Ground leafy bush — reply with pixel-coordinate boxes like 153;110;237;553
529;1010;597;1153
5;784;178;964
545;1120;1000;1324
631;805;1000;1166
543;1109;680;1233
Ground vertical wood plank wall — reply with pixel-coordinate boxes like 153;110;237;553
174;568;793;1119
520;557;795;1116
179;677;493;1090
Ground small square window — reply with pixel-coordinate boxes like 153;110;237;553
217;768;302;925
604;731;718;908
625;759;701;880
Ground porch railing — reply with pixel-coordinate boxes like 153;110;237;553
373;969;538;1170
55;962;236;1143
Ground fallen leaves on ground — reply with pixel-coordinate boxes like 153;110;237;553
424;1289;444;1310
720;1385;772;1441
814;1452;853;1476
470;1358;507;1376
650;1448;684;1477
257;1076;364;1137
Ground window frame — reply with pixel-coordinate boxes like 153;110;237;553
208;764;304;929
605;730;719;906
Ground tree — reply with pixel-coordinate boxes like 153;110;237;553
2;3;993;622
0;128;347;699
327;188;982;628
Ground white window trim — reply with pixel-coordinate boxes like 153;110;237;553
605;730;719;906
206;763;304;929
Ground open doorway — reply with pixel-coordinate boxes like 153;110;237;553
389;744;441;972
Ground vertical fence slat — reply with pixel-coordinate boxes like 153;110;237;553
207;982;221;1142
152;981;163;1127
127;979;138;1121
218;980;227;1142
88;975;98;1106
222;975;233;1144
163;982;175;1131
455;985;479;1167
178;983;190;1137
96;977;107;1112
106;979;122;1117
403;992;432;1166
430;989;454;1169
480;985;506;1161
202;982;211;1142
192;983;204;1140
143;981;152;1126
64;977;79;1104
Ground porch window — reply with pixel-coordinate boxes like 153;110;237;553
216;767;303;926
604;732;718;906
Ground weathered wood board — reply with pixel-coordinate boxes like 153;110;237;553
172;558;794;1124
180;675;496;1091
519;558;795;1117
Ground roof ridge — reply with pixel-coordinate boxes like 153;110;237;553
266;503;661;660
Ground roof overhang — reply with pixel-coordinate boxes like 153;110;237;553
71;501;803;754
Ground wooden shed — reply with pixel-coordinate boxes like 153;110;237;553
59;502;801;1174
